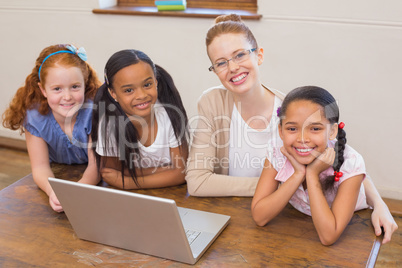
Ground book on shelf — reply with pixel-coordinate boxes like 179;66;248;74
157;4;186;11
155;0;186;6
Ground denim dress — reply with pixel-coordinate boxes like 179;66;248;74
24;102;93;164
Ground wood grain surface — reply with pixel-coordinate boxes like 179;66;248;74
0;164;381;267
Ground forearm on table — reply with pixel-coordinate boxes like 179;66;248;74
31;167;55;196
308;175;362;245
25;132;55;196
307;176;339;245
252;173;303;226
78;162;100;185
186;169;258;196
136;167;185;189
185;144;248;196
363;176;384;207
103;164;185;190
79;139;101;185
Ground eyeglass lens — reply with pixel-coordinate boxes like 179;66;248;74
211;49;255;73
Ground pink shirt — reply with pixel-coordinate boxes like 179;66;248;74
268;140;369;216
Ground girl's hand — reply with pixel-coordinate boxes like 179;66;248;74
280;147;306;176
49;190;63;213
371;202;399;244
101;168;122;185
307;148;335;176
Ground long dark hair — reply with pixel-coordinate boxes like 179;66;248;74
91;49;189;188
278;86;347;191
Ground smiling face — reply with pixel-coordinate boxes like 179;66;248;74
207;33;263;96
39;65;85;124
109;61;158;123
279;100;338;165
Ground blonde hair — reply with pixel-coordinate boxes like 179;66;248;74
206;14;258;49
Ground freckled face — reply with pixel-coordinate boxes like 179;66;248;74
207;33;263;96
109;62;158;122
279;100;338;165
39;65;85;124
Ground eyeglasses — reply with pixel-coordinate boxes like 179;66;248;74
208;48;257;73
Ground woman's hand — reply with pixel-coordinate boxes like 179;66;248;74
49;190;63;213
307;148;335;177
280;147;306;177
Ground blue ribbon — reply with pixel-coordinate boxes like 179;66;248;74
66;45;88;61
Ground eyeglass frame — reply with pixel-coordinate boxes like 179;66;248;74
208;48;257;73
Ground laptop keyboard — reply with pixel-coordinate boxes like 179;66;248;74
185;229;201;245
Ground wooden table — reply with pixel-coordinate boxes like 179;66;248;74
0;164;381;267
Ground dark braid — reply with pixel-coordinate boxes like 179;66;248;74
279;86;347;192
322;127;347;191
334;128;346;173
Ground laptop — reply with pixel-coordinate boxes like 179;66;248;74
48;178;230;265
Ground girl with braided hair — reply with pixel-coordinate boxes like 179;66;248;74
189;13;397;244
251;86;369;245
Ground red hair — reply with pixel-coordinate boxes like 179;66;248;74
206;14;258;49
2;44;101;133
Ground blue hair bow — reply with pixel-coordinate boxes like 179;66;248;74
66;45;88;61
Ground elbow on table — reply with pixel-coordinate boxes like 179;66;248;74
173;169;186;185
251;212;269;227
184;173;205;197
254;219;267;227
318;233;339;246
320;239;336;246
186;182;204;197
107;180;128;190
